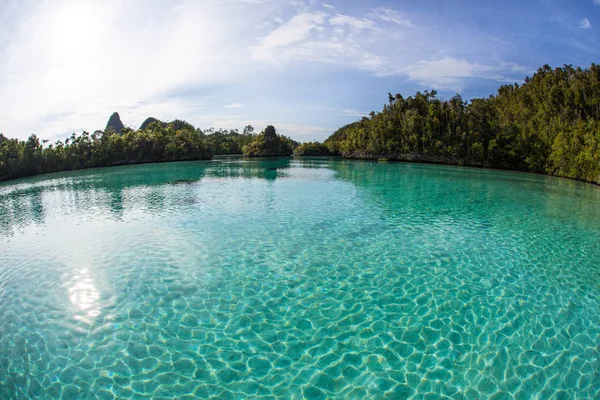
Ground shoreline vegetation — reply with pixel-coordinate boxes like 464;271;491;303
0;120;298;182
323;64;600;185
242;125;299;157
1;63;599;184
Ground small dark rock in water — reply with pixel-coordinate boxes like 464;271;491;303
105;112;125;134
170;179;196;185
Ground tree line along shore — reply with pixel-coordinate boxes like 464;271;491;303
1;63;599;184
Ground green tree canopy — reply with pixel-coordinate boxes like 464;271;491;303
243;126;297;157
323;63;600;184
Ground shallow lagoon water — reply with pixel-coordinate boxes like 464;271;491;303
1;157;599;399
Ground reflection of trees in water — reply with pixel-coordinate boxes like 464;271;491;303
0;158;293;232
329;159;600;295
0;186;45;236
206;157;291;181
328;160;600;223
292;156;340;170
328;159;600;237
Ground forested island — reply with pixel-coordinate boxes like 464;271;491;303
323;64;600;184
243;125;298;157
1;63;599;183
0;118;296;181
293;141;332;156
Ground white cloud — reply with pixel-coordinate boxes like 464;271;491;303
323;3;334;9
330;14;376;30
250;8;525;93
390;58;521;91
340;109;368;117
0;0;269;140
369;8;414;28
199;117;329;140
252;12;327;60
262;122;329;138
593;0;600;5
224;102;247;109
254;20;273;29
579;18;591;29
219;0;274;3
252;11;385;72
0;1;529;141
407;59;478;89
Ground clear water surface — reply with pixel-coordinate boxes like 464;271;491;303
1;157;599;399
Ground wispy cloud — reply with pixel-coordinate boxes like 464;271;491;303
2;0;583;142
219;0;274;3
268;122;329;138
252;11;385;72
200;117;329;139
330;14;376;30
369;8;414;28
579;18;591;29
252;8;524;92
387;58;525;91
340;109;368;117
593;0;600;6
224;102;247;109
0;0;264;140
252;12;326;60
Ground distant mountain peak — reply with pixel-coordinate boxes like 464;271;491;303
139;117;164;130
105;112;124;134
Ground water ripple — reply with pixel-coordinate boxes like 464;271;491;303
0;158;599;398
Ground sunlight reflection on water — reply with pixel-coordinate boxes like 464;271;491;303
0;159;599;398
67;268;101;319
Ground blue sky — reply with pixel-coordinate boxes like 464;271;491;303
0;0;598;142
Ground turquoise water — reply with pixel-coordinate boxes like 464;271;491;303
1;157;599;399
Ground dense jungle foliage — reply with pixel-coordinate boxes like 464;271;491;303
3;63;599;183
293;142;331;156
243;125;299;157
0;120;258;181
325;64;600;184
206;125;256;155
